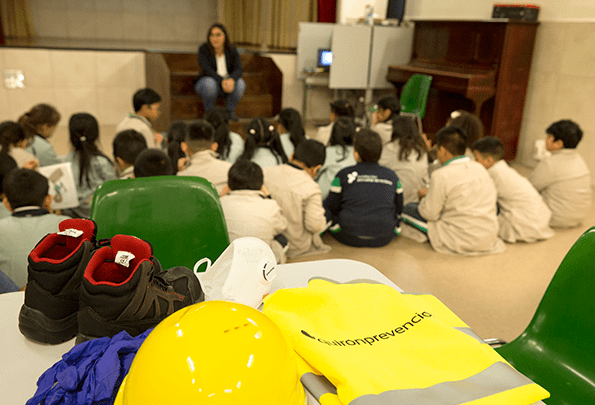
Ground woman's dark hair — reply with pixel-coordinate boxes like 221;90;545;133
69;113;111;187
375;96;401;123
391;115;426;161
239;117;288;164
205;23;232;54
279;108;306;148
167;121;187;174
0;121;26;153
204;107;232;159
328;117;356;160
18;104;60;139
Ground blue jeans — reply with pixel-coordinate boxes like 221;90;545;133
0;268;18;294
194;76;246;113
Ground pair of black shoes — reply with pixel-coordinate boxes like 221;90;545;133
18;219;203;345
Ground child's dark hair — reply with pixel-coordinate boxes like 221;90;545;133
375;96;401;122
330;99;355;118
354;129;383;163
133;149;173;178
18;104;61;139
3;168;49;209
133;88;161;113
185;120;215;152
167;121;187;174
204;107;232;159
391;115;426;161
293;139;326;168
113;129;148;165
472;136;505;161
0;152;17;195
239;117;288;164
546;119;583;149
69;113;111;188
436;125;467;156
447;110;484;149
228;160;263;191
329;117;355;160
0;121;27;153
279;108;306;148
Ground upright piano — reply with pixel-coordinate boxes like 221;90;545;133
387;19;538;160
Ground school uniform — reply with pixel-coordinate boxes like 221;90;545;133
264;163;330;258
0;203;10;220
324;162;403;247
119;166;134;179
223;131;244;164
378;141;429;205
316;145;357;201
417;156;505;255
312;122;333;146
26;135;61;167
177;149;232;195
0;207;70;288
220;189;288;263
251;148;286;169
116;114;157;148
65;152;117;218
370;121;393;145
488;160;554;243
9;148;37;168
529;149;591;228
279;133;295;159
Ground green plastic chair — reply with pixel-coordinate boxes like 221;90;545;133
90;176;229;271
399;74;432;134
495;227;595;405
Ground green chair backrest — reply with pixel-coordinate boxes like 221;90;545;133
90;176;229;271
400;74;432;118
496;227;595;405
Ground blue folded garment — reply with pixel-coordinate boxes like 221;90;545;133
27;329;152;405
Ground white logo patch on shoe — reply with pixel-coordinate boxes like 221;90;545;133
115;251;135;267
58;228;84;238
347;171;358;184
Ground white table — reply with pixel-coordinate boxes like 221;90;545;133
0;259;400;405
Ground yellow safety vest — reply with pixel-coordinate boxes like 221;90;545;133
263;278;549;405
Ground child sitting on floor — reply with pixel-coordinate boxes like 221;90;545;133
472;136;554;243
220;160;288;263
112;129;148;179
263;139;330;258
528;119;591;228
324;129;403;247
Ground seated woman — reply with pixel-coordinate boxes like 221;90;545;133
194;23;246;121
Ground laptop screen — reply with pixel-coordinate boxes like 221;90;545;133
317;49;332;70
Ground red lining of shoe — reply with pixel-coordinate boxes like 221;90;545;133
84;235;152;286
28;219;96;263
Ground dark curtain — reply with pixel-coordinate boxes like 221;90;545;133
317;0;336;23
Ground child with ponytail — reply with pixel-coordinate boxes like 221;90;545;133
19;104;61;166
238;117;288;169
277;108;306;158
204;106;244;164
64;113;116;218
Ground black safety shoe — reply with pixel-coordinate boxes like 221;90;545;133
19;219;97;344
76;234;203;344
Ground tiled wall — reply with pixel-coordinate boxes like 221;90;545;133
516;22;595;181
0;48;145;156
27;0;216;43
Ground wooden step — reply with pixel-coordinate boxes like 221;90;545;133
171;94;273;121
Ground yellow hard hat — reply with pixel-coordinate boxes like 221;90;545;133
114;300;305;405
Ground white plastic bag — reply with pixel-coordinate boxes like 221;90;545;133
194;237;277;308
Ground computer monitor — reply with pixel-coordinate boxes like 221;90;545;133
317;49;332;71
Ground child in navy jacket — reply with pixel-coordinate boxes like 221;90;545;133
324;129;403;247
